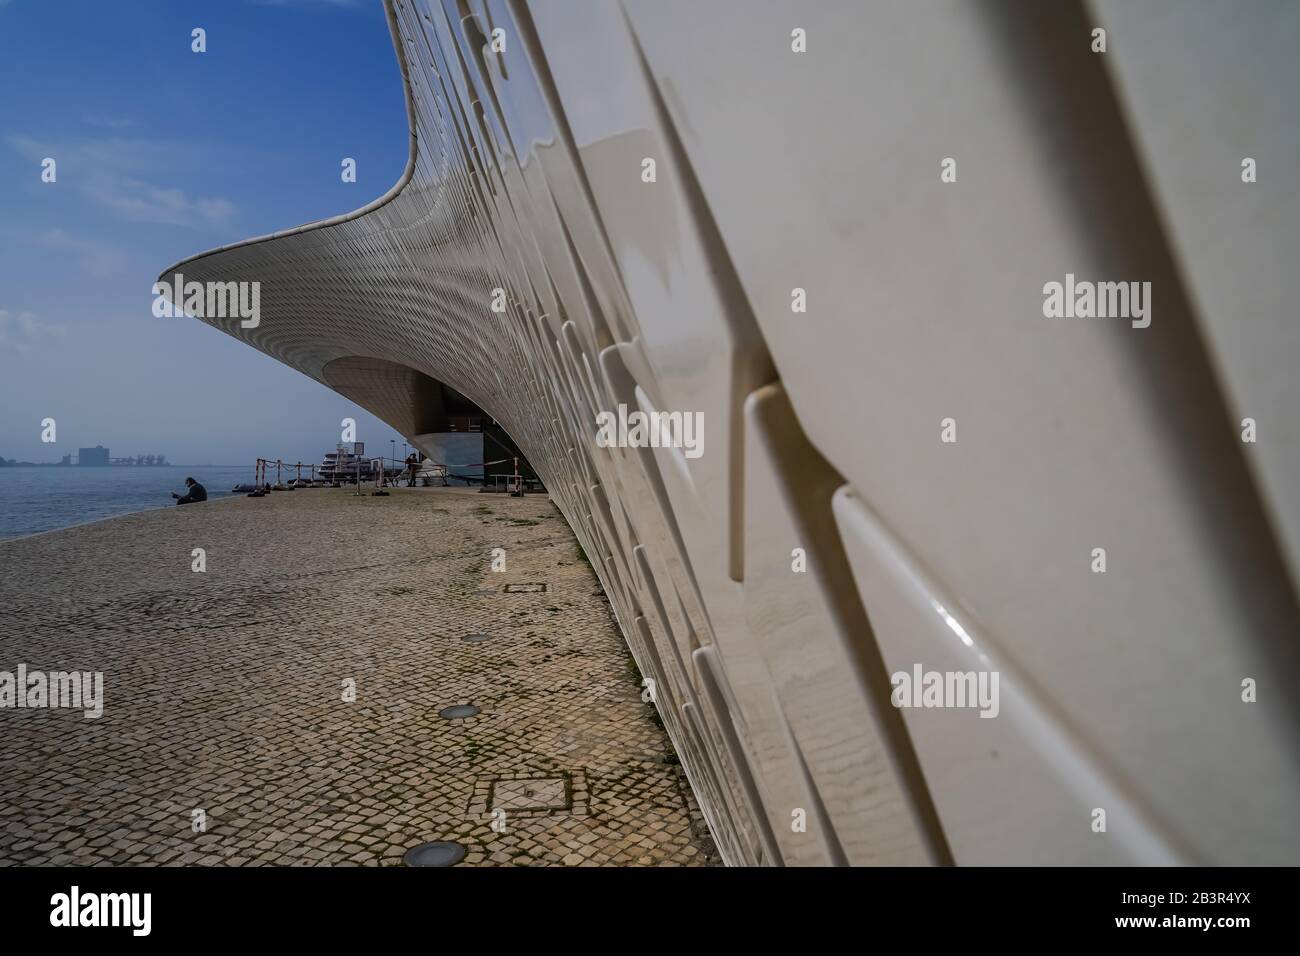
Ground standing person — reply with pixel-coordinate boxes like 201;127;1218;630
405;453;419;487
171;476;208;505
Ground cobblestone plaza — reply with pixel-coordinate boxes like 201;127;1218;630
0;489;718;867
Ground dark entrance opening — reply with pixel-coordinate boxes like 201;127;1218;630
434;383;539;487
319;357;540;489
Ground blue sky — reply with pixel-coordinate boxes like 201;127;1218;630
0;0;409;465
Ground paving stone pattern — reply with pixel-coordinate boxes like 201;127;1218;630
0;488;720;866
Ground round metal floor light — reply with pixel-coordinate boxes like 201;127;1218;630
403;841;466;867
462;633;492;643
439;704;479;719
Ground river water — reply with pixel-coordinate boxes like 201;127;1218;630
0;465;255;539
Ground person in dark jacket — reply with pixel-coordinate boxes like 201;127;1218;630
172;477;208;505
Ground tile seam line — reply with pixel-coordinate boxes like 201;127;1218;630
840;486;1199;865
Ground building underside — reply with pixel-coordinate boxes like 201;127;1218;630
160;1;1300;865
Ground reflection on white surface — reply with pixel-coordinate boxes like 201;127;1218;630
934;602;975;648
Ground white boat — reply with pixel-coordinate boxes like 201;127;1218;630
317;450;402;483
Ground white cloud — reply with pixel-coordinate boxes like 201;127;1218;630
0;309;65;353
84;114;137;130
38;229;128;280
81;177;237;229
7;134;238;231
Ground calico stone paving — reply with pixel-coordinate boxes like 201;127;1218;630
0;487;719;867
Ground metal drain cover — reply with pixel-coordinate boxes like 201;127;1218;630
503;582;547;593
439;704;480;719
462;633;492;643
491;776;569;812
403;841;466;867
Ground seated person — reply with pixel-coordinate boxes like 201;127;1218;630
172;476;208;505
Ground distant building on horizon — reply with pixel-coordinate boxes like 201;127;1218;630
78;445;110;467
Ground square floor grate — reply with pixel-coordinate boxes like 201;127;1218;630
492;776;569;812
468;770;588;817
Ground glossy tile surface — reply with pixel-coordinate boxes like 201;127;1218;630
160;0;1300;864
